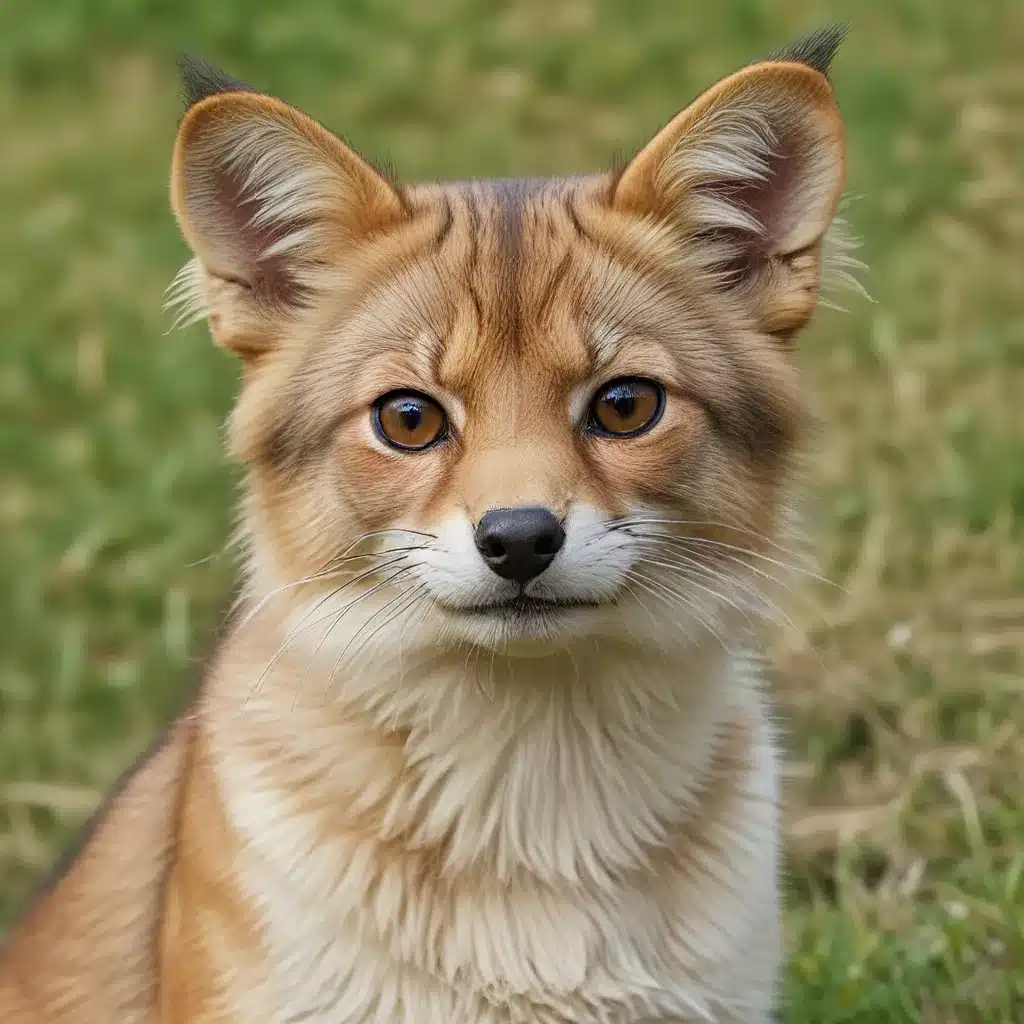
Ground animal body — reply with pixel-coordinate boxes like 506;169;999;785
0;25;855;1023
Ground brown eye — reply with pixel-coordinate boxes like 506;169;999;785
373;391;448;451
588;377;664;437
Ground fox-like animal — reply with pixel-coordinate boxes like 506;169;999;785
0;25;855;1023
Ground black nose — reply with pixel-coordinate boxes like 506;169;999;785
474;507;566;584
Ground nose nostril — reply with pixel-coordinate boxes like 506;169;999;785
533;532;561;557
479;536;506;560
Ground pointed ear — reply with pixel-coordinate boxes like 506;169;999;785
611;28;848;340
168;57;406;356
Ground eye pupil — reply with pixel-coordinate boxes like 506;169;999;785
373;391;447;451
589;377;663;437
609;391;636;418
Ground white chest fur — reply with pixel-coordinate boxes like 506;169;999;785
211;644;782;1023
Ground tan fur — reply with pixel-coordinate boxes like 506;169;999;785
0;35;856;1023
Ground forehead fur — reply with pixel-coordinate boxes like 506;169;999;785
244;174;803;479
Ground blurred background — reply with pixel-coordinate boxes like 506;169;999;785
0;1;1020;1019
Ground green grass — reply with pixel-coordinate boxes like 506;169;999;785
1;1;1021;1019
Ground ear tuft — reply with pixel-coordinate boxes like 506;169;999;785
765;24;848;80
818;206;871;311
163;256;208;334
178;53;256;115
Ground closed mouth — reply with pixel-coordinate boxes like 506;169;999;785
460;596;603;616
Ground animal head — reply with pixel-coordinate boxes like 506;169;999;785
168;27;854;661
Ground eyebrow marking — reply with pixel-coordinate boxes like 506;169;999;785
462;192;484;335
589;320;624;368
535;249;573;328
429;193;455;256
563;187;595;248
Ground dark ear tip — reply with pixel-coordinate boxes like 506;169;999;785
766;23;849;79
178;51;257;117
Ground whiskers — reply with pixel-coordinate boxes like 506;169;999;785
236;528;437;712
612;513;838;658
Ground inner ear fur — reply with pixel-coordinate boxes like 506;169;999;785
612;59;847;339
168;87;406;355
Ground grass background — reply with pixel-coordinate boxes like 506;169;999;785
0;0;1021;1019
